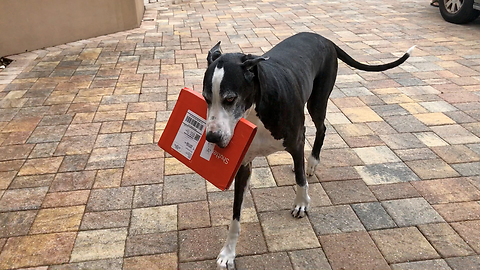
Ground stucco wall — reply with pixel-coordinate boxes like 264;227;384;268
0;0;144;57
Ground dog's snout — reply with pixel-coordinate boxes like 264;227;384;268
206;131;222;144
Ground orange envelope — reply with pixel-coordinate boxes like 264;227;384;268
158;87;257;190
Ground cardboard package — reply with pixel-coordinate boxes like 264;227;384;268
158;87;257;190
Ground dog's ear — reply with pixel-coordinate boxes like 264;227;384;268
242;55;269;71
242;55;268;82
207;41;222;65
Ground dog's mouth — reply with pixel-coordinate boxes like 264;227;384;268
216;141;229;149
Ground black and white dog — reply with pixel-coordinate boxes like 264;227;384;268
202;32;413;268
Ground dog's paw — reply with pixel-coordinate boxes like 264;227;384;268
217;247;236;269
306;166;315;177
291;184;310;218
291;204;308;218
306;155;319;177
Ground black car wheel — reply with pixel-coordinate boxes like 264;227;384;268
439;0;480;24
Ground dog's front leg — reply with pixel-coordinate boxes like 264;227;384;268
217;162;252;269
290;147;311;218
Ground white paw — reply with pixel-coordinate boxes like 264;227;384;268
291;184;310;218
217;246;236;269
217;220;240;269
306;155;319;177
291;204;308;218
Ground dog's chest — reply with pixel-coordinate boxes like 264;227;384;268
242;111;285;164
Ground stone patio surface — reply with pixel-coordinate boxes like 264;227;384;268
1;0;480;269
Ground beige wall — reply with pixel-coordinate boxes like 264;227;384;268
0;0;144;57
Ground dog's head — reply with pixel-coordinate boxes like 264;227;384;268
202;41;267;148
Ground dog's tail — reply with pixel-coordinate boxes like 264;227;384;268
334;44;415;72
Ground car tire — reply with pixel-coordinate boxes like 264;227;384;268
438;0;480;24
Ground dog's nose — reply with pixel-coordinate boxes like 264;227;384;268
206;131;222;144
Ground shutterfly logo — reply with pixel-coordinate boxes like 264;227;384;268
213;150;229;164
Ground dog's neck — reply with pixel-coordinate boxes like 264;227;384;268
250;65;262;111
243;104;257;119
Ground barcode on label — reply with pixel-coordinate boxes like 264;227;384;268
170;110;206;161
185;115;204;133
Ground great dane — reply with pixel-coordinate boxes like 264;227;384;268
202;32;414;269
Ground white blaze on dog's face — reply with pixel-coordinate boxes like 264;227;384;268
204;65;239;148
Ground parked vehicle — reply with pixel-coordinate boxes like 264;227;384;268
438;0;480;24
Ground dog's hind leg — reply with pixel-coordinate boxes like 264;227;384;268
306;61;338;177
306;118;326;177
217;162;252;269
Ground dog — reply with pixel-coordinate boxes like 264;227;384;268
202;32;414;269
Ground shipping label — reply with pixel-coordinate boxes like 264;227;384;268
171;110;206;160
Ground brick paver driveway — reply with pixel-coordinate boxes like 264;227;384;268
1;0;480;269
